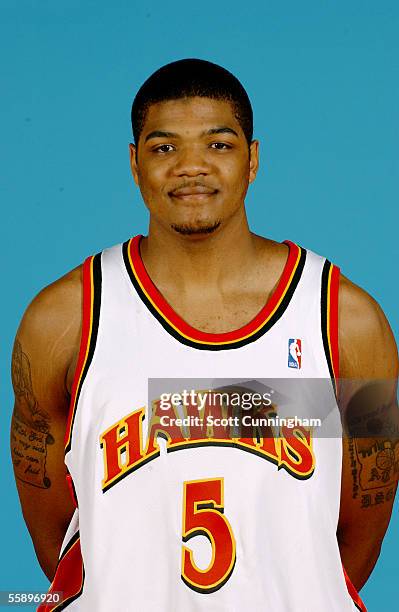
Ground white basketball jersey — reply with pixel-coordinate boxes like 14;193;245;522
39;235;366;612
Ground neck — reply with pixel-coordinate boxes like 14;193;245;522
141;210;260;293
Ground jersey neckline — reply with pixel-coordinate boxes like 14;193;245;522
122;235;306;351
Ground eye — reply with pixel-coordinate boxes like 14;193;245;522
153;144;175;153
210;142;232;150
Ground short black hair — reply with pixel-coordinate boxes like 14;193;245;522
131;58;253;146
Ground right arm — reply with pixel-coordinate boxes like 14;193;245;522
10;266;82;581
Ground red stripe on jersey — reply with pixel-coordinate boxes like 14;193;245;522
329;264;340;379
342;566;367;611
37;536;84;611
64;256;94;451
66;471;78;508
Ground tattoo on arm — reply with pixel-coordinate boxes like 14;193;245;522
11;340;55;488
343;382;399;508
347;434;398;508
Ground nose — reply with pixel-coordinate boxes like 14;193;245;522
172;145;211;177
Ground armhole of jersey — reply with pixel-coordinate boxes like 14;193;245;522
321;260;340;397
38;532;85;612
64;253;102;456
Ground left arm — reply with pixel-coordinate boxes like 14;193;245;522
337;274;399;591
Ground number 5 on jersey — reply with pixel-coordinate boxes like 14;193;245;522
181;477;236;593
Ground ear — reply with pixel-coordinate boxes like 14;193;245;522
248;140;259;184
129;143;139;186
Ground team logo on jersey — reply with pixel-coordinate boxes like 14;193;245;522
99;393;316;493
288;338;302;369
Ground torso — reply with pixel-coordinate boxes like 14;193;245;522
46;235;361;611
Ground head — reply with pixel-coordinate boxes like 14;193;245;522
130;59;259;238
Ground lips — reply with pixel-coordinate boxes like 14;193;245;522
170;185;217;197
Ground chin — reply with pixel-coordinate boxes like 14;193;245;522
170;221;221;237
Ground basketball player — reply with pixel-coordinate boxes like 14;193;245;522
10;59;398;611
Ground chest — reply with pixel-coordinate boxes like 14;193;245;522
164;288;274;333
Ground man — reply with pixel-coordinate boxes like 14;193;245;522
11;59;398;611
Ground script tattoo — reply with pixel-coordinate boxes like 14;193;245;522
11;340;54;488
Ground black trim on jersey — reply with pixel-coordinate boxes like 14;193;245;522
122;241;307;351
320;260;336;395
65;253;102;455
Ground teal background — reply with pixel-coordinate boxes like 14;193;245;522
1;1;397;610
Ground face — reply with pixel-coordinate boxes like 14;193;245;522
130;97;259;237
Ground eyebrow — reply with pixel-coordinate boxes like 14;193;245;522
205;127;239;137
144;130;178;143
144;126;239;143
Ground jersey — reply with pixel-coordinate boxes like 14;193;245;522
39;235;367;612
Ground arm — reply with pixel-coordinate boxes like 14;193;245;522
337;274;399;591
10;266;82;581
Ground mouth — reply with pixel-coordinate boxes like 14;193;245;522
169;186;218;201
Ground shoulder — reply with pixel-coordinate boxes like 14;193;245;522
19;265;82;338
15;265;83;389
338;273;398;378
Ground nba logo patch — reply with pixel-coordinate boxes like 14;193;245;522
288;338;302;369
